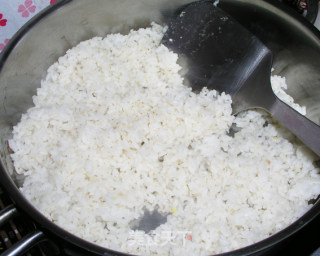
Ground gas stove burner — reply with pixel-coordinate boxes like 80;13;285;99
0;187;47;256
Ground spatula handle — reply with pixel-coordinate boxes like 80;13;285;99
270;97;320;156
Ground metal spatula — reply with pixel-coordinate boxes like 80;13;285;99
162;0;320;156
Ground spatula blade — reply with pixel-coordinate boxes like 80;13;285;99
162;0;272;97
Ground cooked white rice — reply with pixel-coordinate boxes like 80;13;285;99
9;23;320;255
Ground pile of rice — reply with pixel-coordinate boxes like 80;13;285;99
9;23;320;255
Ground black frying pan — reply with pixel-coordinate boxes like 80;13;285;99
0;0;319;255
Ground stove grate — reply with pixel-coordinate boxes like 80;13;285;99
0;186;45;256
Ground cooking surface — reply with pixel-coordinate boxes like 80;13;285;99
0;0;320;255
